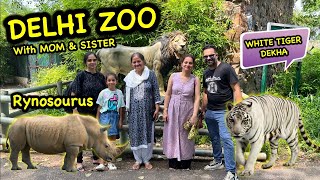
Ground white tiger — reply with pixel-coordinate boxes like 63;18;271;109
226;95;319;176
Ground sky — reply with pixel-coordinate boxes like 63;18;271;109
294;0;303;12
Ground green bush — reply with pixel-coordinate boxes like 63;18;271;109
27;109;67;117
291;95;320;148
270;48;320;96
45;0;230;77
195;121;211;145
34;64;76;95
161;0;229;77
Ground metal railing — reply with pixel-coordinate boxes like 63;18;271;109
0;82;213;157
119;105;213;157
0;80;71;146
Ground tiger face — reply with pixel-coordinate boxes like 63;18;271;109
226;102;253;138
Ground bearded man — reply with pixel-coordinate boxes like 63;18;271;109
201;44;242;180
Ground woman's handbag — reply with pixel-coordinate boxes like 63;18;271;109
183;117;193;131
188;124;199;140
184;112;203;140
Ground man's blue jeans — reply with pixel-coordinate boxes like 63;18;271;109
205;109;236;173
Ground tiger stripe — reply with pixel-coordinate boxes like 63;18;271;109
226;95;320;175
298;119;320;151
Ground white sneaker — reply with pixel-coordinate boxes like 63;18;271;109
204;160;224;170
209;159;216;166
107;162;117;170
95;164;106;171
224;171;239;180
208;157;224;165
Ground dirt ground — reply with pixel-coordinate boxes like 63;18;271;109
1;148;320;180
1;84;320;179
1;147;319;171
0;150;212;172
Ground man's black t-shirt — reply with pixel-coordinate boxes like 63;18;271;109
203;62;238;110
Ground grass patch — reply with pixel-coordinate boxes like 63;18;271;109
26;109;67;117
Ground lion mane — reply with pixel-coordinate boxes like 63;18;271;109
152;31;187;77
97;31;187;95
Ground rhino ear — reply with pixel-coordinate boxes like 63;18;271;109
100;125;111;133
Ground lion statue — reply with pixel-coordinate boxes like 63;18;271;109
97;31;188;96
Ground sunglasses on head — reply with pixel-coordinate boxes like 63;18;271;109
203;54;216;60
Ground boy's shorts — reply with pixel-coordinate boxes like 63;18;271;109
100;111;119;136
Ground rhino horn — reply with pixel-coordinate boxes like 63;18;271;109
114;141;129;157
100;125;111;133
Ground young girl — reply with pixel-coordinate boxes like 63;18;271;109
95;73;125;171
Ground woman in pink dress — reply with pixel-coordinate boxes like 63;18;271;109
162;54;200;169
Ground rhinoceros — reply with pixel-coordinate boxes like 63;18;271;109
6;114;128;172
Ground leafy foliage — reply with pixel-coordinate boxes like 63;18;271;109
195;121;211;145
52;0;162;69
302;0;320;13
0;0;35;82
1;0;231;84
27;0;229;79
270;48;320;96
161;0;229;78
291;95;320;145
27;109;67;117
1;0;35;44
292;12;320;40
33;64;76;95
294;0;320;40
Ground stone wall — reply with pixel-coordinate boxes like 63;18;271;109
223;0;295;94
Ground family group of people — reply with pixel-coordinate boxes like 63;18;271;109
71;44;242;180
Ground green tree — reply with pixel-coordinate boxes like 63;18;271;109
160;0;229;78
0;0;34;83
293;0;320;39
48;0;161;72
302;0;320;13
3;0;230;85
32;0;230;80
33;64;76;95
34;0;63;13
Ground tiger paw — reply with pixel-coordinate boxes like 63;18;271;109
240;169;254;176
